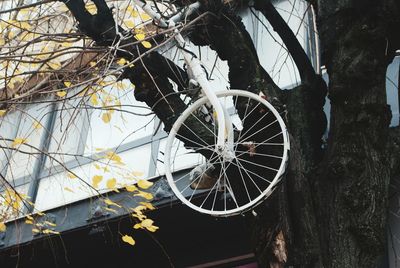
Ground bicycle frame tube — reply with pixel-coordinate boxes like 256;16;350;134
132;0;234;151
171;27;228;150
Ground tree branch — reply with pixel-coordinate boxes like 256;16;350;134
253;0;317;84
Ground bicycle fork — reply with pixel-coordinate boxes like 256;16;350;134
171;23;235;160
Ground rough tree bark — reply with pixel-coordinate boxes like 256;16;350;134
57;0;400;267
311;1;399;267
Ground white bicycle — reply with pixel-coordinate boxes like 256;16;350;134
134;0;290;217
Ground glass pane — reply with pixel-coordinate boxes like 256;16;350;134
34;164;96;211
5;102;53;183
85;81;155;155
35;144;152;210
0;110;21;176
386;56;399;127
155;138;202;176
46;94;90;169
249;0;309;88
161;43;230;93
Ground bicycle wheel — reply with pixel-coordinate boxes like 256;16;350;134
164;90;289;217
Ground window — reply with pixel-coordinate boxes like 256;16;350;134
0;0;320;218
387;55;400;127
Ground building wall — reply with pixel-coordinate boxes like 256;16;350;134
0;2;399;266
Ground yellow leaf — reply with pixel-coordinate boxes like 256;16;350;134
8;31;15;39
63;81;72;87
135;191;153;200
92;175;103;188
0;110;6;116
134;33;145;41
125;185;138;192
44;221;57;227
47;61;61;70
78;87;89;97
127;6;139;17
131;213;146;221
116;58;127;66
67;172;77;179
141;41;152;49
12;199;21;210
102;112;112;123
104;207;118;214
116;81;127;90
104;198;122;208
11;137;27;147
137;179;153;189
42;229;60;235
141;219;154;228
124;20;135;28
121;235;135;246
60;42;73;48
20;21;31;30
105;151;124;165
132;205;146;213
90;93;99;106
132;171;144;177
58;4;69;12
25;219;34;224
33;121;42;130
146;225;159;232
32;228;40;233
56;91;67;97
103;94;114;105
133;219;159;232
98;80;107;86
139;202;155;210
64;187;74;193
94;163;101;169
85;3;97;14
26;215;34;220
106;178;117;189
131;10;139;17
0;222;6;232
139;13;151;21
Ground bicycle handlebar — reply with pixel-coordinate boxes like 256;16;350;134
132;0;201;28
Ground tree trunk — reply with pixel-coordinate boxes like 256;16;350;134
314;1;396;267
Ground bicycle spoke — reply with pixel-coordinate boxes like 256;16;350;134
238;110;272;142
232;158;263;193
181;122;212;147
235;97;257;142
233;157;273;184
191;112;218;140
199;177;220;209
238;120;279;144
165;90;289;216
236;161;252;203
233;150;283;159
236;156;279;172
222;162;239;208
175;132;211;149
211;178;220;212
187;154;220;201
